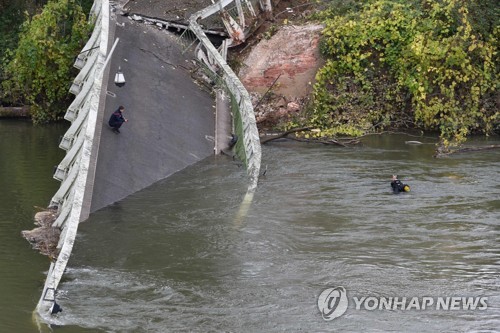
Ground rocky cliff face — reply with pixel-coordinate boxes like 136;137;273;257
238;24;324;99
237;24;324;129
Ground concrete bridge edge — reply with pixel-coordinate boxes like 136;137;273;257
79;2;115;222
35;0;263;321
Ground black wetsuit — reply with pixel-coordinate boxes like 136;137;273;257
391;179;408;193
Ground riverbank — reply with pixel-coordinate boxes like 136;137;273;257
0;106;30;118
233;1;499;149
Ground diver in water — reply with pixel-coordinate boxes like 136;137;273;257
391;175;410;194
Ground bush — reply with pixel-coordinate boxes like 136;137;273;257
309;0;499;147
2;0;90;123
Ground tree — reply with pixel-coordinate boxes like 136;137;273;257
2;0;90;123
308;0;499;149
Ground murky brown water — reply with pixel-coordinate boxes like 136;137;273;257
1;122;499;332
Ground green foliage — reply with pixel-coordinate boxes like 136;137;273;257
0;3;27;62
263;24;279;40
2;0;90;123
80;0;95;14
312;0;369;19
309;0;499;146
400;1;498;146
0;0;49;102
466;0;500;38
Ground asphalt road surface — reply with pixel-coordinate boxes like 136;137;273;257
90;10;215;212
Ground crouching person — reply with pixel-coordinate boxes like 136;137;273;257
108;105;128;134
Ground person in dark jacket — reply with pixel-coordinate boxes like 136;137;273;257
391;175;410;193
108;105;128;133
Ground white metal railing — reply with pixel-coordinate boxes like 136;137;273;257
74;13;102;69
35;0;110;320
66;61;98;121
189;0;262;191
59;98;91;150
36;0;263;322
70;50;99;94
53;134;84;181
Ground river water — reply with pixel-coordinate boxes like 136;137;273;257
1;121;499;332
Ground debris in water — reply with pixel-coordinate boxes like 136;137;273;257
21;208;60;259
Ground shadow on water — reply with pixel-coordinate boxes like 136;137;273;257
3;126;499;332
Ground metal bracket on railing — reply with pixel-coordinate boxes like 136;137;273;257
42;287;56;302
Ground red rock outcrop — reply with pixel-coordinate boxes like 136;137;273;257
238;24;324;99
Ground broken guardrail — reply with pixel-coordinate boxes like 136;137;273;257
188;0;262;191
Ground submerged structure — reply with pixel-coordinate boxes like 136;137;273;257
28;0;268;321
